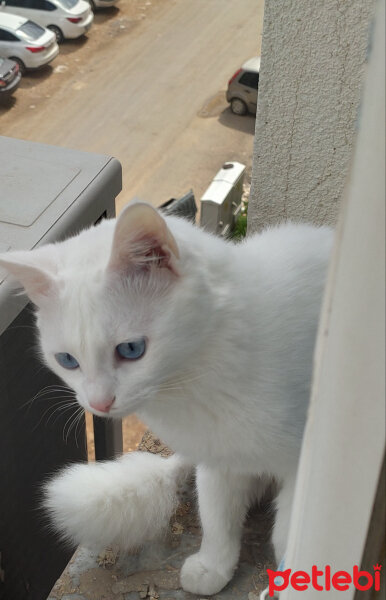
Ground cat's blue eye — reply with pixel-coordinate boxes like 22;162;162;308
116;338;146;361
55;352;79;370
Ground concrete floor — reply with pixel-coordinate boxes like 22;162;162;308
48;435;275;600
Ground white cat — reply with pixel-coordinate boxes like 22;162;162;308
0;202;332;596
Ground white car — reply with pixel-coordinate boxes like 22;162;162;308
0;0;93;43
87;0;117;9
0;13;58;72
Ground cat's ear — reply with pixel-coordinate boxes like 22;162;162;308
0;250;57;306
108;202;180;276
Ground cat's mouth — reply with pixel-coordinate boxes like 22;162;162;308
85;406;121;420
87;396;147;419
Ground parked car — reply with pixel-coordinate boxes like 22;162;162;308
87;0;117;9
0;0;94;43
0;56;21;96
226;56;260;115
0;13;59;72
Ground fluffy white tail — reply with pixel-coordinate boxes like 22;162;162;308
44;452;190;550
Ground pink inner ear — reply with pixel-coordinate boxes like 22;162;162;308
0;255;56;305
114;236;179;277
132;236;173;269
27;269;54;299
108;202;180;277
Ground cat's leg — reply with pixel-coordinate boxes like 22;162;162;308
272;476;296;562
180;464;255;595
44;452;191;550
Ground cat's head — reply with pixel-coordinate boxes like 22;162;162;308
0;202;214;418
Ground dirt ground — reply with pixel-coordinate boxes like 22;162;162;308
0;0;171;118
0;0;263;209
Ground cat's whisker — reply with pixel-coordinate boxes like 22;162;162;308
70;410;82;448
62;412;75;444
65;406;82;433
74;410;85;448
66;408;84;446
33;364;49;377
45;407;73;428
39;399;76;423
47;401;79;426
50;403;80;426
34;388;74;398
21;392;75;413
63;413;80;444
26;384;72;399
31;398;77;430
63;407;84;444
21;384;55;408
35;384;73;394
21;386;74;411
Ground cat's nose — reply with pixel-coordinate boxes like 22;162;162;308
89;396;115;413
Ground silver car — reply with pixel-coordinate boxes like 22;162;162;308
0;56;21;97
226;56;260;115
0;13;59;72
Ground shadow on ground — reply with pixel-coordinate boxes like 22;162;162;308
19;65;54;88
93;5;120;24
0;95;17;113
198;91;256;136
59;35;89;56
218;107;256;135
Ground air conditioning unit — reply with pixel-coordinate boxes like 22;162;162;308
200;161;246;236
0;136;122;600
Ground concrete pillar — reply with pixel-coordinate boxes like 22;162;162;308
248;0;375;232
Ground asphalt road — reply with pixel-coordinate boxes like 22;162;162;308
0;0;264;209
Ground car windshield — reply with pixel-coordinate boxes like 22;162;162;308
56;0;79;8
17;20;45;41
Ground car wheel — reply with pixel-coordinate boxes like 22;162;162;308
10;57;25;75
230;98;248;116
48;25;64;44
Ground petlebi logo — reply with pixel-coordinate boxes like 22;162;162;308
260;564;382;598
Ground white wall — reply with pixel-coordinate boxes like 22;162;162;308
248;0;375;231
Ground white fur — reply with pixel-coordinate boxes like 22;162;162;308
44;452;190;549
0;204;333;595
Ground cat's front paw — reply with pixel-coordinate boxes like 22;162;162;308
180;552;230;595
